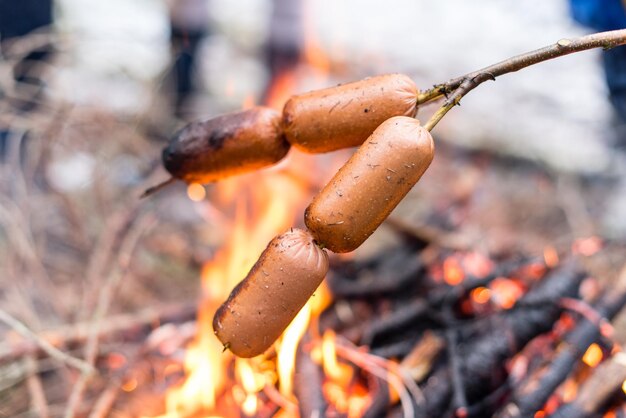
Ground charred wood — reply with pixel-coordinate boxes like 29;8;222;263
359;257;533;347
549;351;626;417
295;334;327;418
500;276;626;418
419;262;586;418
328;255;424;299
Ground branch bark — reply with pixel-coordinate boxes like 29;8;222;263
421;29;626;131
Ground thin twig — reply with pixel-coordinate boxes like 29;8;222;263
422;29;626;130
0;303;196;365
333;337;418;418
64;213;156;418
24;355;50;418
0;309;93;374
140;177;177;199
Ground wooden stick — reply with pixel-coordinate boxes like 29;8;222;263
24;355;50;418
550;352;626;418
140;177;176;199
0;309;93;374
0;303;196;366
421;29;626;131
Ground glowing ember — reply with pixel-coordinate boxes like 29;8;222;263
582;343;603;368
106;352;127;369
572;236;603;256
122;378;138;392
471;287;491;304
561;378;577;403
186;183;206;202
443;257;465;286
462;252;493;277
490;277;525;309
622;379;626;395
543;246;559;268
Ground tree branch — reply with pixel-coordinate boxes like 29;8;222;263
0;309;94;375
421;29;626;131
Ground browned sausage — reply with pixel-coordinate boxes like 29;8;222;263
305;116;434;253
213;228;329;358
282;74;418;153
162;106;290;184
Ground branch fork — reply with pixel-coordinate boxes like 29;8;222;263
421;29;626;131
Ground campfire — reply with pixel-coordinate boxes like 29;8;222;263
133;31;626;418
0;4;626;417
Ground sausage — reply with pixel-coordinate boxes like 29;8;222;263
162;106;290;183
282;74;418;153
304;116;434;253
213;228;329;358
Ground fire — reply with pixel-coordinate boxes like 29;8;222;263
264;70;299;110
582;343;603;368
153;159;311;417
490;277;525;309
561;378;578;403
471;287;491;304
317;330;372;418
443;257;465;286
186;183;206;202
277;302;312;399
150;9;341;416
302;0;331;77
543;246;559;268
440;252;494;287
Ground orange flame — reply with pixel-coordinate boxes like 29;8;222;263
153;162;311;417
302;0;331;78
265;70;299;110
153;10;338;417
277;302;312;399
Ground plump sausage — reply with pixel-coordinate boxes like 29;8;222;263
213;228;329;358
305;116;434;253
282;74;418;153
162;106;290;184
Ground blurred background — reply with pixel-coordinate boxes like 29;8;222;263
1;0;625;416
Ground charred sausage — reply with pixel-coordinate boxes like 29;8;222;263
305;116;434;253
282;74;418;153
213;228;329;358
163;106;290;184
